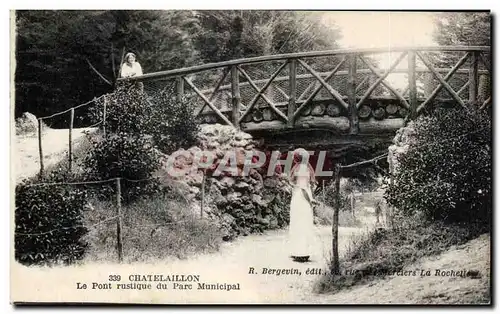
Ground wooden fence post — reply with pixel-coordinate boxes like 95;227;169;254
231;66;241;128
350;192;355;218
68;108;74;173
200;172;205;219
287;58;297;127
38;119;44;178
103;95;107;138
331;164;341;275
115;178;123;263
176;76;184;104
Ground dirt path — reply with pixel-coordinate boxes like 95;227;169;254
13;127;94;183
12;222;489;304
12;224;370;304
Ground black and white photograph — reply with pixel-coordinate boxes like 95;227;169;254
9;9;492;305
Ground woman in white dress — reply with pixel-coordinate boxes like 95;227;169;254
288;148;316;262
120;52;143;78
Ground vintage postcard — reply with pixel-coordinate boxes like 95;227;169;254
10;10;492;305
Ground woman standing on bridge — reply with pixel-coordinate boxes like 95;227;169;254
120;52;143;78
288;148;316;262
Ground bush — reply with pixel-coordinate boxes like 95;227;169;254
81;132;162;203
15;181;88;266
385;108;491;224
88;85;199;155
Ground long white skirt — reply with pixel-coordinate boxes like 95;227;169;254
289;187;315;258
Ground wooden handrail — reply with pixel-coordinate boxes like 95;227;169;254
118;46;490;82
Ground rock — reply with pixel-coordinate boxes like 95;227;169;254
185;171;204;187
227;192;242;203
22;112;38;127
16;112;39;134
233;140;248;147
162;121;293;240
234;181;250;191
220;176;236;188
251;194;268;207
189;186;200;195
388;122;416;179
263;177;279;188
242;203;255;211
207;141;219;149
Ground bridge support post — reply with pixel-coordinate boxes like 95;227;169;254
408;51;418;120
347;54;358;134
231;66;241;129
287;59;297;127
469;51;479;107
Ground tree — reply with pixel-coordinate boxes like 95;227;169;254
14;10;202;127
194;10;342;63
433;12;490;47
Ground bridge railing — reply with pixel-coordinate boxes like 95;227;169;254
117;46;491;134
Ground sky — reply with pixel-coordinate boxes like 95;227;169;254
322;11;438;89
325;11;437;50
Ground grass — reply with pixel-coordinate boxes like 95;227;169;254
314;217;489;294
314;203;362;228
82;193;222;263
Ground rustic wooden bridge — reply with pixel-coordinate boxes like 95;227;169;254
118;46;491;149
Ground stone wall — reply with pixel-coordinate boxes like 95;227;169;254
156;124;292;240
387;121;416;178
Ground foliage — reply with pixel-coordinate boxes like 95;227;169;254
431;12;491;68
385;108;491;224
81;131;162;203
83;84;199;202
14;10;201;126
195;11;341;63
89;84;199;154
15;179;88;266
433;12;490;47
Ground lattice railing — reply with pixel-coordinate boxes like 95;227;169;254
117;46;491;134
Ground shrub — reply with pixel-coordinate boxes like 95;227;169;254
88;85;199;155
15;181;88;266
88;85;150;134
81;132;162;203
145;93;199;155
385;108;491;224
